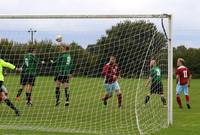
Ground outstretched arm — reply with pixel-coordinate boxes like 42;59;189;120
0;59;15;70
0;59;22;72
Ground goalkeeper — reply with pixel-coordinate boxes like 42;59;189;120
144;59;167;106
0;59;20;116
51;45;73;106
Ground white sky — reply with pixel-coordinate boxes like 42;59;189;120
0;0;200;48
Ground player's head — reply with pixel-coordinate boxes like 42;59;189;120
27;48;36;55
109;56;116;64
150;59;156;68
61;45;70;52
177;58;185;66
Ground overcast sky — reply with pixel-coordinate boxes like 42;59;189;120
0;0;199;48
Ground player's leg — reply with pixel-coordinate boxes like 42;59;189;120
176;84;183;108
16;75;25;100
54;75;61;106
159;83;167;106
183;85;191;109
113;82;122;108
144;94;151;104
0;90;20;116
145;83;154;104
25;76;35;106
64;76;70;106
26;84;33;106
102;84;112;106
16;85;25;101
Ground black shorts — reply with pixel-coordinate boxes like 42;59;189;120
0;81;3;92
54;74;69;83
150;82;164;95
20;74;36;86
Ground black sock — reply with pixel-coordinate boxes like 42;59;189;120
161;96;167;105
117;94;122;106
65;88;69;102
28;93;32;103
26;92;32;102
4;99;18;111
16;88;23;97
26;92;29;101
55;87;60;102
145;96;150;104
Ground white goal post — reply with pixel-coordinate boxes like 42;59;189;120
0;14;172;135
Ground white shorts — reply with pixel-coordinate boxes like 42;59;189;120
104;82;120;94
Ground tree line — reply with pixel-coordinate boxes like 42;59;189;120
173;45;200;78
1;21;198;78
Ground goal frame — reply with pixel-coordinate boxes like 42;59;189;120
0;13;173;132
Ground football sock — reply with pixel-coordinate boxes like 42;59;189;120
26;92;32;103
185;95;190;104
161;96;167;105
65;88;69;102
4;99;18;111
16;88;23;97
117;94;122;107
103;94;110;101
28;93;32;103
145;95;150;104
176;96;182;108
55;87;60;102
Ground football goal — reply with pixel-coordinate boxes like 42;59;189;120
0;14;172;135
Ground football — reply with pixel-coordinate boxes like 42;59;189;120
56;35;63;42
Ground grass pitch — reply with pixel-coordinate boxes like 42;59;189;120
0;76;199;135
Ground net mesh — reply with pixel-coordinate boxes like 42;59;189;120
0;16;169;135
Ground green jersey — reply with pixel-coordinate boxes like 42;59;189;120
22;53;39;76
0;59;15;81
150;66;162;83
55;52;73;75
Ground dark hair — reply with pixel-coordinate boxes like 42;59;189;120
27;48;35;53
62;45;70;51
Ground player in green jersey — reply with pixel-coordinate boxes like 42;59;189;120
0;59;21;116
16;48;43;106
52;45;73;106
144;59;167;106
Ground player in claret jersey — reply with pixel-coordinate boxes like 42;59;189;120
176;58;192;109
101;56;122;108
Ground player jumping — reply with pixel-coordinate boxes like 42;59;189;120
52;45;73;106
144;59;167;106
176;58;192;109
0;59;20;116
101;56;122;108
16;48;40;106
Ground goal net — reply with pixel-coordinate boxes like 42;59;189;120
0;15;172;135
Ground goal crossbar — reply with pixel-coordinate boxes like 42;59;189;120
0;14;171;19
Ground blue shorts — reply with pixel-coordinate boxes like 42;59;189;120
104;82;120;94
176;84;188;95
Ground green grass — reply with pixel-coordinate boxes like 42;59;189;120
0;76;199;135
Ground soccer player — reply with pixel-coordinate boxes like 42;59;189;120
0;58;20;116
53;45;73;106
176;58;192;109
144;59;167;106
16;48;40;106
101;56;122;108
